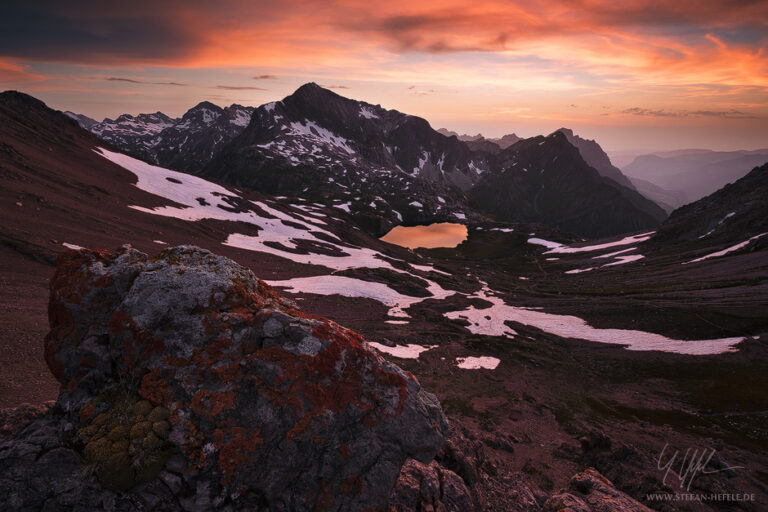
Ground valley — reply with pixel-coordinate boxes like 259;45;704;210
1;86;767;511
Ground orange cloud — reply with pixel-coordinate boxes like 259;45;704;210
0;58;45;83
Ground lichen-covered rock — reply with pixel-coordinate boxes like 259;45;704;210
1;245;449;511
543;492;591;512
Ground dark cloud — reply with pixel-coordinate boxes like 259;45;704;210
320;84;350;89
253;74;278;80
106;77;186;86
0;3;204;62
213;85;267;90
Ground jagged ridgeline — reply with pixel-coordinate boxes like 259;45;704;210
69;83;666;238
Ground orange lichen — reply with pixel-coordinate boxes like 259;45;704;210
217;426;264;484
190;389;236;419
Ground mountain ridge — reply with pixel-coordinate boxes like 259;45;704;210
57;84;666;238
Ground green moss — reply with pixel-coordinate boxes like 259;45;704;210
77;395;172;491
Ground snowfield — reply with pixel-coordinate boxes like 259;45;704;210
444;281;746;355
96;148;749;356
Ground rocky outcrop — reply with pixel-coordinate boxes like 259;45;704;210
568;469;653;512
0;245;448;511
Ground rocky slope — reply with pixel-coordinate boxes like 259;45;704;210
650;162;768;253
469;132;667;238
64;110;98;130
1;245;662;512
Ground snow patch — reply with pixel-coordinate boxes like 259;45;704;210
268;274;454;318
456;356;500;370
444;281;744;355
534;232;654;254
367;342;437;359
685;233;767;264
359;106;380;119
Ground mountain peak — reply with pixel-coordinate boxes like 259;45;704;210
288;82;343;103
0;90;50;112
190;101;223;112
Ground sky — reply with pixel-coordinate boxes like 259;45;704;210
1;1;766;152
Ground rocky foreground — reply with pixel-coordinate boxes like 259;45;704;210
0;246;651;511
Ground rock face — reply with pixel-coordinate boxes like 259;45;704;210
85;102;254;173
555;128;636;190
1;245;448;511
470;132;667;238
202;83;483;233
568;469;653;512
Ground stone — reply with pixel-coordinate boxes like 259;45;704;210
0;245;449;511
570;468;653;512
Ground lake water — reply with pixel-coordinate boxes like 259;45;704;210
380;222;468;249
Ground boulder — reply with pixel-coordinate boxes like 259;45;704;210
1;245;448;511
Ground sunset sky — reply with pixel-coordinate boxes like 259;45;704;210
1;1;766;152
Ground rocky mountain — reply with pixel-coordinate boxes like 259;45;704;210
554;128;636;190
77;102;254;172
436;129;521;151
489;133;522;149
90;111;178;161
622;148;768;203
63;110;98;130
2;90;768;511
436;128;484;142
76;84;665;239
150;102;254;172
201;84;667;237
469;132;668;238
202;83;488;233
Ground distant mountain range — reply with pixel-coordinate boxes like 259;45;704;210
63;83;665;238
436;128;522;151
621;148;768;206
65;103;255;173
